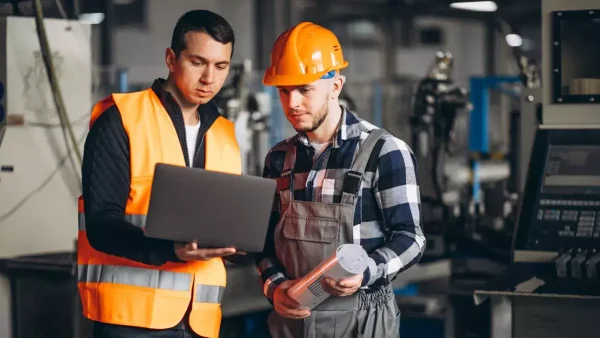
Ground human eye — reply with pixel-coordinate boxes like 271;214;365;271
299;87;311;95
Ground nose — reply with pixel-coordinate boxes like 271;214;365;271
287;90;302;109
201;66;214;84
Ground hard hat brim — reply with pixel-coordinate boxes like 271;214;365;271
262;72;325;87
262;62;349;87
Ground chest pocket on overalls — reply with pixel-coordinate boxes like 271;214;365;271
281;215;340;279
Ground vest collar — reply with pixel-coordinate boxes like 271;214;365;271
149;78;223;168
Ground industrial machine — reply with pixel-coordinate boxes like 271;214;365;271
397;50;507;338
409;51;520;263
409;51;472;257
475;123;600;338
409;37;544;264
474;1;600;337
396;44;545;338
411;51;469;205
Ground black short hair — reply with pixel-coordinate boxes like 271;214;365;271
170;10;235;57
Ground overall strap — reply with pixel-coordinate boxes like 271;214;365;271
341;129;386;205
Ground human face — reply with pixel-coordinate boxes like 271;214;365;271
166;31;232;105
278;80;331;133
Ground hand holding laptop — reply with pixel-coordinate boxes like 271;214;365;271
144;164;276;253
174;241;246;261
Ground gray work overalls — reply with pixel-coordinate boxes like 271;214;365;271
268;129;401;338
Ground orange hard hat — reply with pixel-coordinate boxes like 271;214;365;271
263;22;349;86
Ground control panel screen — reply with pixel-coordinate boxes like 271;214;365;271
541;145;600;195
520;131;600;252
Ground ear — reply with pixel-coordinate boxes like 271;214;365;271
331;74;346;99
165;48;176;73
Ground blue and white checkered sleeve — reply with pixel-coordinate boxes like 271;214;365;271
362;135;426;287
255;150;289;301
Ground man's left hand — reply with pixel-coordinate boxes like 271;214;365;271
321;274;363;297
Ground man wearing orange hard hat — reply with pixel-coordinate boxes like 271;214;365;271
255;22;426;337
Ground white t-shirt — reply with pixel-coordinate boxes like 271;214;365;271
185;121;201;166
310;141;331;161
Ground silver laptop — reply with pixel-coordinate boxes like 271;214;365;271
144;163;276;253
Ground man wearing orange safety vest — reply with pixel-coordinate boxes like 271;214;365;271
79;10;243;338
256;22;426;337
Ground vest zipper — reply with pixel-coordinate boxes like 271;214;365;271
175;107;191;167
192;113;219;168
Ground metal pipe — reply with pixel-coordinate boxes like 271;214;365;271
268;86;284;148
485;17;496;76
73;0;79;17
62;0;78;19
118;68;128;93
100;0;114;67
372;82;383;127
254;0;267;70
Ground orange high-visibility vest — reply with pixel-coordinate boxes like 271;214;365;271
77;88;241;338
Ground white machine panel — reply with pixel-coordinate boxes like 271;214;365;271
542;0;600;126
0;17;92;258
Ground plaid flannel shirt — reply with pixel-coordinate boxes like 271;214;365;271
256;108;426;300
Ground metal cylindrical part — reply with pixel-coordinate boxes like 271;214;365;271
445;160;510;185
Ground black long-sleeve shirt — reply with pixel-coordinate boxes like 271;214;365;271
81;79;223;266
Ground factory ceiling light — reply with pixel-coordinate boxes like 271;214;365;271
77;0;107;24
449;1;498;12
78;12;105;24
505;33;523;47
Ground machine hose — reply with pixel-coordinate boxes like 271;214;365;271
31;0;83;175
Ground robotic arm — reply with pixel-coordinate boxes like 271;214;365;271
410;52;470;204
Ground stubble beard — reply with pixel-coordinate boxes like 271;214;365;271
295;97;330;134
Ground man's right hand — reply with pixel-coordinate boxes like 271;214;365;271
174;242;239;261
273;280;311;319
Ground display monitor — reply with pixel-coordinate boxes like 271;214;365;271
551;10;600;104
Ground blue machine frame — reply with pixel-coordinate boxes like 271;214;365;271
468;76;521;154
468;76;521;203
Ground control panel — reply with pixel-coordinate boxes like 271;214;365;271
532;145;600;247
516;129;600;254
511;128;600;280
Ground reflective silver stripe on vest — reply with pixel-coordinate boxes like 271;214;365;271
78;213;146;231
195;284;225;304
78;264;191;292
78;212;86;231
